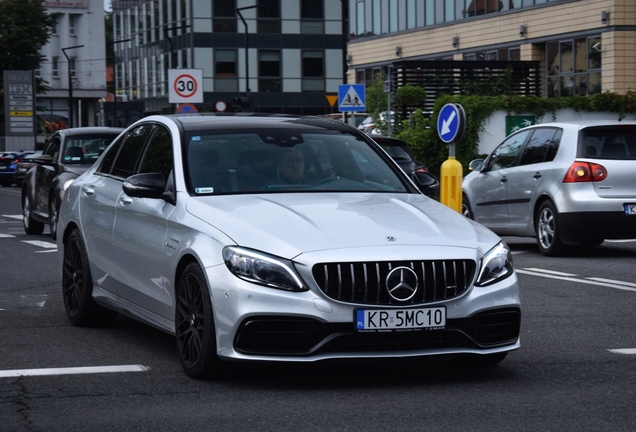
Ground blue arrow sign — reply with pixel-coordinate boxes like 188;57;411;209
338;84;366;112
437;103;461;143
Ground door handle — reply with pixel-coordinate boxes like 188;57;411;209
500;176;507;183
81;185;94;196
119;196;133;205
533;172;542;179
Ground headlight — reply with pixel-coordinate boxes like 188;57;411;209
475;241;514;287
63;179;75;191
222;246;307;292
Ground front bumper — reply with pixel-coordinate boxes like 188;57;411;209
206;263;521;363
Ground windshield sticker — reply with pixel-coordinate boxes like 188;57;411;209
192;136;201;141
195;187;214;194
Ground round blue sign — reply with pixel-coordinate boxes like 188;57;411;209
437;103;462;143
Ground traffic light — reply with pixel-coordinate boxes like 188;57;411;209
232;94;251;111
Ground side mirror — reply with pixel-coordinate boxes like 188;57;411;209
123;173;166;199
468;159;484;172
34;154;54;166
412;172;439;198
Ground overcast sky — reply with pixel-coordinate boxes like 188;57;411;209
104;0;111;11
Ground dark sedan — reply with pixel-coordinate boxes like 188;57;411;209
13;151;42;187
0;151;36;187
22;127;124;239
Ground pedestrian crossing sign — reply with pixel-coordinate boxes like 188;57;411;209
338;84;366;112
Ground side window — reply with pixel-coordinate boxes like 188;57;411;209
110;124;153;179
138;126;173;181
545;129;562;162
487;130;531;171
44;136;61;160
519;128;559;166
97;137;123;174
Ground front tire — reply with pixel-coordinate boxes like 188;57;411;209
175;262;224;379
63;229;117;326
535;201;566;256
23;194;44;235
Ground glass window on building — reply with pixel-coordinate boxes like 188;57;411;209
301;0;324;34
214;0;237;33
52;57;59;78
69;14;77;36
215;50;238;92
302;51;325;91
546;36;602;97
259;50;281;92
258;0;281;33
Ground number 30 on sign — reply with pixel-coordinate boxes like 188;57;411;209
168;69;203;104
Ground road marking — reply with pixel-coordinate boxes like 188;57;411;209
608;349;636;355
0;365;150;378
517;269;636;292
21;240;57;249
21;295;47;308
606;239;636;243
522;268;578;277
587;278;636;288
1;214;22;220
0;233;15;238
35;249;57;253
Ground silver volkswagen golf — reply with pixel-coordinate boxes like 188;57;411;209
58;114;520;378
463;121;636;256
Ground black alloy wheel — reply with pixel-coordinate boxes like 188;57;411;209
22;193;44;235
49;193;58;240
62;229;117;326
175;262;223;379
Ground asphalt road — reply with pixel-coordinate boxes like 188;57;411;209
1;185;636;431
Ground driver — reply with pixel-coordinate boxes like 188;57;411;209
276;149;308;184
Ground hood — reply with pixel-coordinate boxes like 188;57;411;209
186;193;500;259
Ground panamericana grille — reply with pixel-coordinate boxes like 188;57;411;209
312;259;476;306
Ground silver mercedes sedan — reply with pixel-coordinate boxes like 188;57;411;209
57;114;520;379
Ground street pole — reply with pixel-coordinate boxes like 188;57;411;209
61;45;84;128
236;4;264;107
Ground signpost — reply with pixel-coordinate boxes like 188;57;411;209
338;84;366;112
437;103;466;213
3;70;35;137
175;103;198;114
168;69;203;104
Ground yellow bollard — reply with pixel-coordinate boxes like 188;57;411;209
440;155;463;213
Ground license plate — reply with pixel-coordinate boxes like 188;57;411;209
355;307;446;332
625;204;636;215
0;166;6;170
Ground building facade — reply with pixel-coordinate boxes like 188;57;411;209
346;0;636;98
37;0;108;141
110;0;347;121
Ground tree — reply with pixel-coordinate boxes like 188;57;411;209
0;0;56;93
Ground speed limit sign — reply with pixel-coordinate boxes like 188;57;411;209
168;69;203;103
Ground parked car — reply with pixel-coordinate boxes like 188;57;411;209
358;111;395;135
0;151;35;187
57;113;520;379
22;127;124;239
13;151;42;187
462;120;636;256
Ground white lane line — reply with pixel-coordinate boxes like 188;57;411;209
1;214;22;220
517;269;636;292
523;268;578;277
587;278;636;288
608;349;636;355
0;365;150;378
511;251;528;255
21;240;57;249
0;233;15;238
606;239;636;243
35;249;57;253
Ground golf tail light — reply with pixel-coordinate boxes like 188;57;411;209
414;167;429;173
563;161;607;183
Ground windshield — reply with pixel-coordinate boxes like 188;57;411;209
185;129;410;195
63;135;119;165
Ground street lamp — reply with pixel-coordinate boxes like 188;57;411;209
236;4;266;109
61;45;84;128
108;38;131;127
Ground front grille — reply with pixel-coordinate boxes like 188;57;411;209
312;259;476;306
